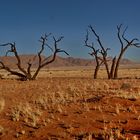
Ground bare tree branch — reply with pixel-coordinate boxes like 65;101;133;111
40;36;69;68
117;24;124;50
89;25;106;52
0;61;26;79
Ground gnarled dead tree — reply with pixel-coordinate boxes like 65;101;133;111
85;30;104;79
0;34;69;80
89;25;116;79
85;24;140;79
114;24;140;78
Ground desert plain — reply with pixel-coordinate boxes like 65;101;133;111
0;66;140;140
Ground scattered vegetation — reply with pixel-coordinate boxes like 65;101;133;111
0;76;139;139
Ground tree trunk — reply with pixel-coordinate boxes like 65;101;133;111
113;52;123;79
31;67;41;80
104;59;110;79
94;65;100;79
110;57;116;79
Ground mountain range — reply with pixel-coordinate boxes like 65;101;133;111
0;54;137;69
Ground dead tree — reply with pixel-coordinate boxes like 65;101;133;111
0;34;69;80
114;24;140;78
88;25;112;79
86;24;140;79
85;30;104;79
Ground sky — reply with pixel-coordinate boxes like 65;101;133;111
0;0;140;61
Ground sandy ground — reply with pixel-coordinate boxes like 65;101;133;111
0;68;140;139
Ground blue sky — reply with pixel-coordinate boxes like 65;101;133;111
0;0;140;61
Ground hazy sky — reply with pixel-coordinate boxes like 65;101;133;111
0;0;140;61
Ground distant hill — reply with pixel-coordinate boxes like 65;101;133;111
0;54;137;69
